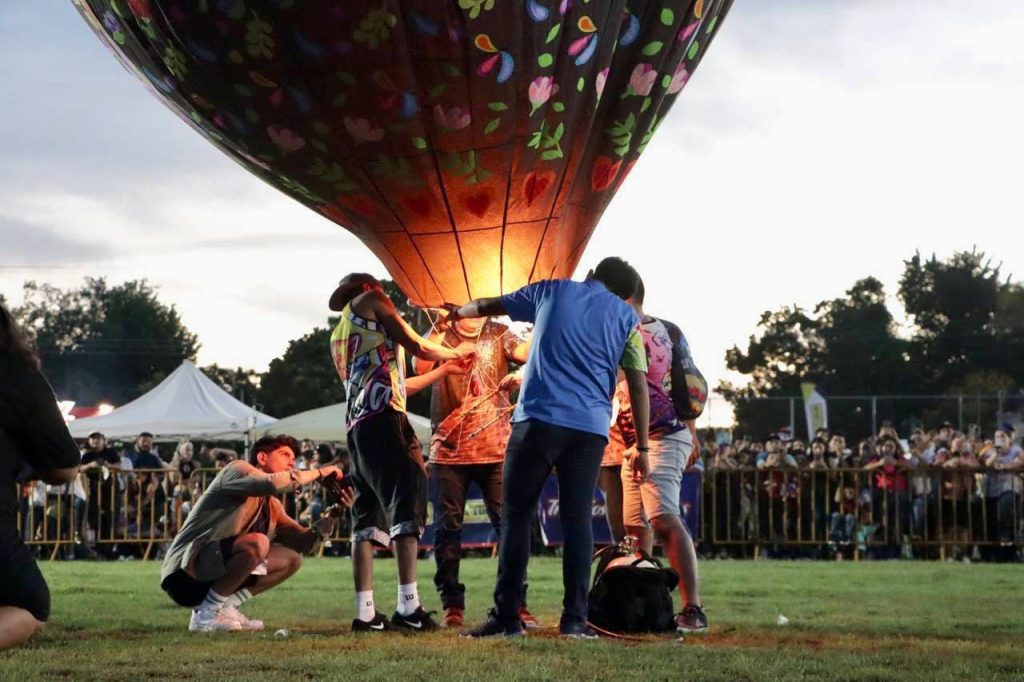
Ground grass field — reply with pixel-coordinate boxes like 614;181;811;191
2;557;1023;680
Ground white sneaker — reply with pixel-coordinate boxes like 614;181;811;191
189;607;243;633
221;604;265;631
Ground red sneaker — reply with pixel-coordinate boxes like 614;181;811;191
442;606;464;628
518;607;540;630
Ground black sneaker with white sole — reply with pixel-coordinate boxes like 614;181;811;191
390;607;439;632
460;609;525;639
352;612;392;632
675;604;709;634
559;621;599;640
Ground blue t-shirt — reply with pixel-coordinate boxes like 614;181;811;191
501;279;646;438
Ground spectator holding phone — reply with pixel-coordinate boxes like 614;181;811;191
160;435;351;632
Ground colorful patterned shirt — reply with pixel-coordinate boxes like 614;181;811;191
429;321;522;466
330;305;406;429
617;316;707;447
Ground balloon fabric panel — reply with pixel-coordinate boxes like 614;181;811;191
73;0;733;307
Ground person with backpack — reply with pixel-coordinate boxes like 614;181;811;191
615;279;710;634
445;257;651;640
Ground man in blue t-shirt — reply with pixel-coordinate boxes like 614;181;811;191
445;257;651;639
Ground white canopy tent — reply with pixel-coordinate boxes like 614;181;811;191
68;360;276;441
262;403;433;446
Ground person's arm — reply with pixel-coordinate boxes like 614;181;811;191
623;367;650;479
413;328;447;375
362;290;468;363
4;370;81;484
406;361;465;397
446;296;508;323
216;462;343;497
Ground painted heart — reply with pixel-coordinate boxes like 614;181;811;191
522;170;555;206
339;195;377;219
590;156;622;192
462;189;492;218
400;194;433;218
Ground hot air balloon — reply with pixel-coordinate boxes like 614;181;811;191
73;0;732;308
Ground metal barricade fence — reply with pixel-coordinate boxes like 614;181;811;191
16;468;353;560
700;467;1023;560
16;466;1022;561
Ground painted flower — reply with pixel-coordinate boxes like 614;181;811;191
127;0;154;19
101;10;120;33
595;68;609;98
267;126;306;153
434;104;471;131
528;77;558;111
667;63;691;94
343;116;385;142
629;63;657;96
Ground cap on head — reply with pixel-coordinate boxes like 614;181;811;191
329;273;381;311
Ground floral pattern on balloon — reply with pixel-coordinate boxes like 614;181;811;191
72;0;733;307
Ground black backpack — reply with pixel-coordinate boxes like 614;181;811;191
587;544;679;634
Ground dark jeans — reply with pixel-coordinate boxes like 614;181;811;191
493;420;605;628
432;463;503;609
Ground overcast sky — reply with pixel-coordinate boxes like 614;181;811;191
2;1;1023;425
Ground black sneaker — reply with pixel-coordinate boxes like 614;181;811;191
676;604;709;634
460;609;525;639
559;621;599;640
352;611;392;632
390;606;439;633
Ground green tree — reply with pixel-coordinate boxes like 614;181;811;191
200;364;262;406
257;321;340;418
14;278;199;405
725;251;1024;439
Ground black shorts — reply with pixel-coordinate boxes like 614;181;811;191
348;409;427;546
0;529;50;621
161;537;261;608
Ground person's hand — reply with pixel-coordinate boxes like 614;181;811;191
442;358;471;376
625;446;649;482
335;482;356;509
499;372;522;392
440;303;462;328
316;465;343;481
453;341;476;360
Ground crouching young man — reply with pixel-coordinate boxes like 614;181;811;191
160;435;351;632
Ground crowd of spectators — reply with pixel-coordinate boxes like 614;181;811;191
17;431;351;560
703;422;1024;561
19;423;1024;563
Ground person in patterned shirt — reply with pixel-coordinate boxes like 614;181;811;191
616;278;709;635
446;257;651;640
414;317;533;629
328;273;474;634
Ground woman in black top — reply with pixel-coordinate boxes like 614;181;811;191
0;304;81;650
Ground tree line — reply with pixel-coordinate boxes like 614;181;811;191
3;278;428;418
9;250;1021;432
721;250;1024;438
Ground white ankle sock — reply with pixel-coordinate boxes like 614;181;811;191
227;588;252;607
201;589;229;612
397;583;420;616
356;590;376;622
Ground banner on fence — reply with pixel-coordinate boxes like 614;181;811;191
802;382;829;439
538;473;702;546
420;477;498;549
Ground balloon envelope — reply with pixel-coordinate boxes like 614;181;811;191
74;0;732;307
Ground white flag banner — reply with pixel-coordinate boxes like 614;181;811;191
801;382;828;439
